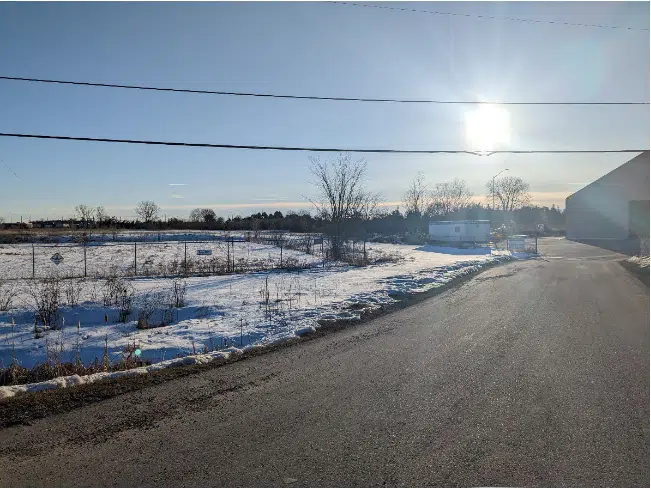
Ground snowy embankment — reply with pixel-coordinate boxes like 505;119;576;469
0;348;242;399
1;242;522;398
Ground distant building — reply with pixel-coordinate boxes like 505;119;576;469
429;220;491;243
1;221;32;230
565;151;649;241
31;220;75;229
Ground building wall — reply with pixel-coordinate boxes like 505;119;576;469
565;152;650;240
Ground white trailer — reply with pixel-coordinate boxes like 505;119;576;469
428;220;491;244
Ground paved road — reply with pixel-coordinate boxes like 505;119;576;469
1;239;648;487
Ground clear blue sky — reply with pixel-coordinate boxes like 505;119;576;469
0;1;648;220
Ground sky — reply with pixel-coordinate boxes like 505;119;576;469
0;1;648;220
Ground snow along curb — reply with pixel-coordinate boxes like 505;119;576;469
0;348;243;400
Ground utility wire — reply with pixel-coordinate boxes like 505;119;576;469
333;2;649;31
0;76;647;106
0;132;646;156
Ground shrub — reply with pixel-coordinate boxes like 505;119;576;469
102;275;132;307
118;288;134;323
64;278;84;307
28;277;62;329
0;279;17;311
136;290;162;329
280;256;300;270
87;280;101;303
170;279;187;308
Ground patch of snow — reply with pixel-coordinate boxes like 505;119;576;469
628;255;650;268
295;326;316;337
0;350;232;399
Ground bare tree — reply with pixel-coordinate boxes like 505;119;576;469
485;175;531;212
189;208;217;223
95;205;108;225
309;153;379;222
74;204;94;228
427;178;474;216
403;173;430;216
351;192;381;221
308;153;380;255
135;201;160;222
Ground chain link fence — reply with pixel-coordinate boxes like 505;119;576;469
0;235;332;280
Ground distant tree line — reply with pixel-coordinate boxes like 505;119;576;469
54;154;564;239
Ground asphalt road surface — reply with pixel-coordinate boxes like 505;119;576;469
0;238;648;487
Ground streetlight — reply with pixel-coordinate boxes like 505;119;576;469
492;168;510;210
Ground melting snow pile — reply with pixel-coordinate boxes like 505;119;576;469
628;255;650;269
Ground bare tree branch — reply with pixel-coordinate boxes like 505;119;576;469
308;153;380;257
189;208;217;223
427;178;474;216
485;176;531;212
135;201;160;222
95;206;108;224
403;173;430;216
74;204;94;228
308;153;376;222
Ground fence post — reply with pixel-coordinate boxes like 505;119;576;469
227;238;230;273
184;241;187;275
32;243;35;279
134;242;137;276
84;242;87;278
535;235;538;254
280;240;283;268
231;238;235;272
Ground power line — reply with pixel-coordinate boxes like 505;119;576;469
333;2;649;31
0;132;646;156
0;76;647;106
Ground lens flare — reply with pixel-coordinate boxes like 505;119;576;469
465;105;511;152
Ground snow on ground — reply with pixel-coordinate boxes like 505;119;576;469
628;255;650;269
0;241;518;371
0;349;238;399
0;239;323;279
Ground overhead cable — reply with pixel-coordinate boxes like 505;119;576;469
0;132;647;156
333;2;649;31
1;76;648;105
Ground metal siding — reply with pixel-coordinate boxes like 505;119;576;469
565;152;650;240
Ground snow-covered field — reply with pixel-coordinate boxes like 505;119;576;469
0;238;323;279
0;241;519;371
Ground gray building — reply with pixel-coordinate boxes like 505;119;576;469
565;151;649;242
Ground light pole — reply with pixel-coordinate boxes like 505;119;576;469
492;168;510;210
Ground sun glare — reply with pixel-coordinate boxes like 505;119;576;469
465;105;511;152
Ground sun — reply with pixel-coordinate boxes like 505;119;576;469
465;105;510;152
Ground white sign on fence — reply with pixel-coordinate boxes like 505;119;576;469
50;252;64;265
508;236;526;252
196;249;212;256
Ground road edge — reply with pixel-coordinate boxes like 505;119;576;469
619;259;650;286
